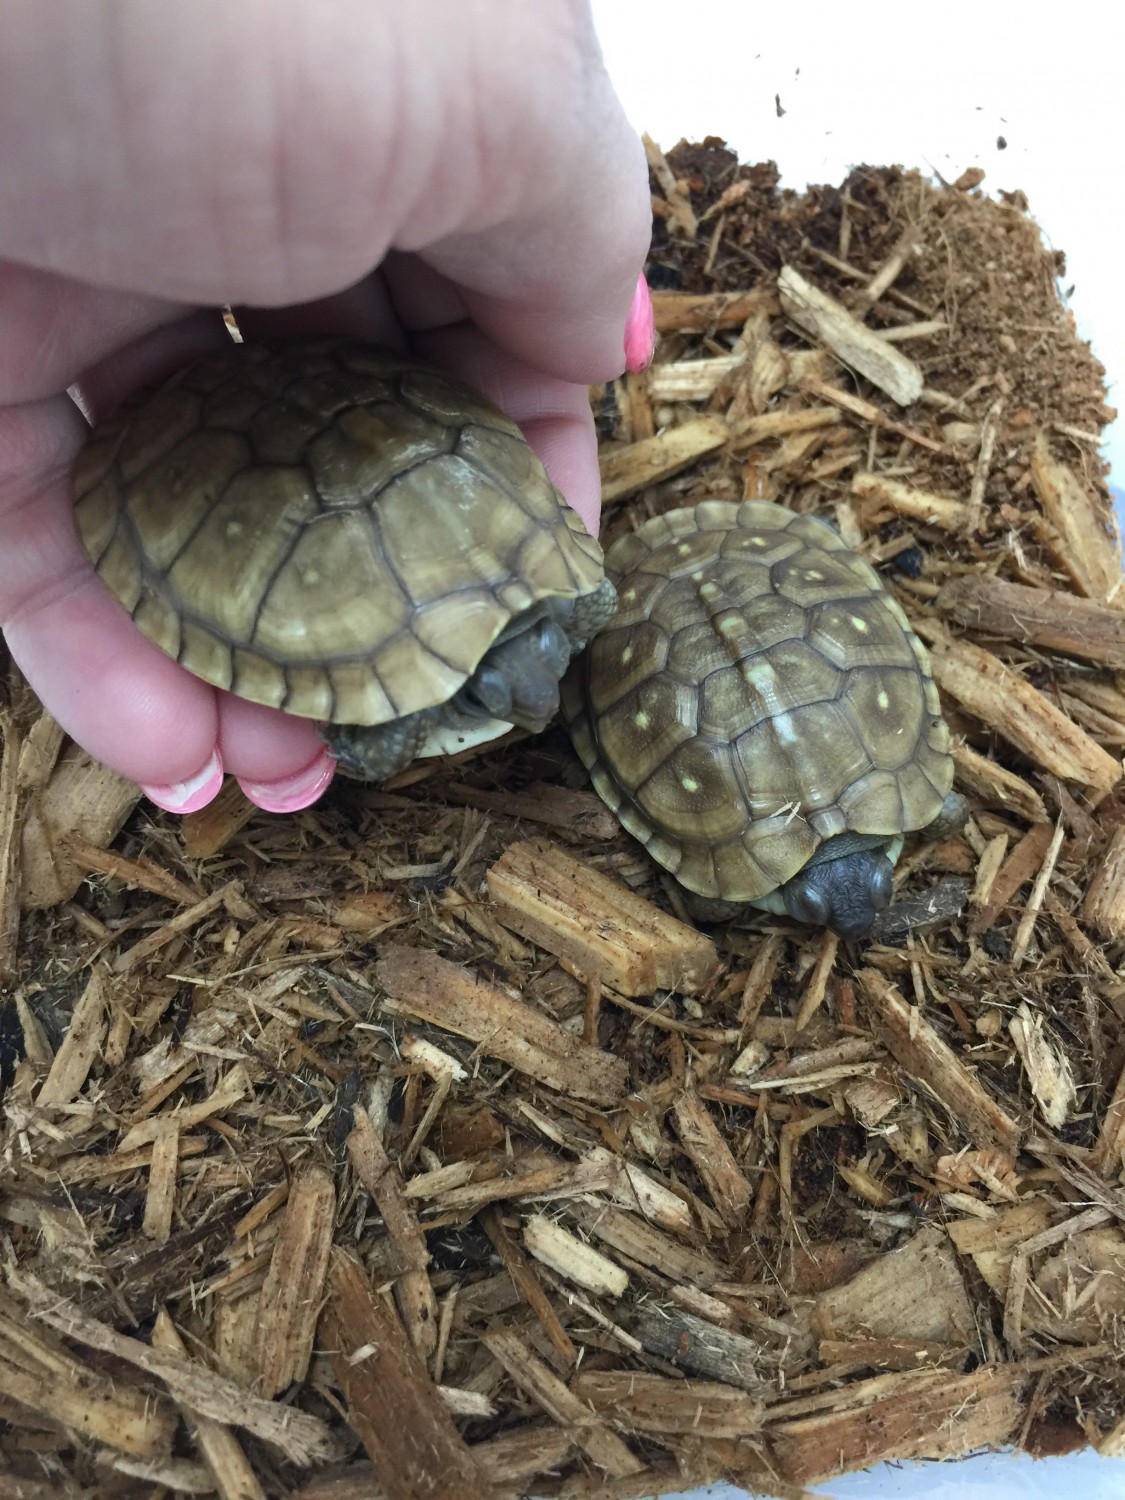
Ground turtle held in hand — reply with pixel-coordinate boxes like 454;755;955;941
74;339;616;781
562;500;966;939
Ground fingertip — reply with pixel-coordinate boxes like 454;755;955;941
141;749;225;814
623;274;655;374
237;750;336;813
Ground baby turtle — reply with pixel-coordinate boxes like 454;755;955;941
74;338;616;779
562;500;964;939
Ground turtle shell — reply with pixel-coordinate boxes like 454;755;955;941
562;500;954;903
74;339;606;727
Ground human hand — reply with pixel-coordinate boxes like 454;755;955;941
0;0;652;814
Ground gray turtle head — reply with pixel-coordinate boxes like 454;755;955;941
780;842;896;940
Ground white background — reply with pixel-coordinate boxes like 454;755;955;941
585;3;1124;1496
593;0;1123;488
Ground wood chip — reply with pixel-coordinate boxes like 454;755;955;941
10;1269;337;1465
922;631;1122;792
480;1325;643;1479
651;289;779;332
1009;1002;1077;1129
572;1369;761;1439
36;962;109;1106
768;1366;1027;1485
151;1311;266;1500
346;1105;437;1356
672;1093;753;1227
599;416;729;507
1081;825;1125;939
321;1250;490;1500
486;838;717;997
642;133;698;238
567;1200;720;1288
256;1165;336;1397
814;1228;974;1346
938;573;1125;667
628;1305;766;1393
733;405;841;444
1030;430;1121;602
968;822;1057;936
19;744;140;909
376;942;628;1106
141;1119;179;1243
0;1289;176;1460
646;354;744;402
1009;819;1066;966
858;969;1021;1157
850;471;971;531
802;376;941;450
950;743;1048;823
479;1206;576;1366
180;777;259;859
439;780;617;840
779;266;924;406
522;1213;629;1298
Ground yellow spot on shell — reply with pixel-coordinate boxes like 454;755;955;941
621;645;633;665
745;660;778;689
850;615;869;633
622;587;637;604
681;776;699;793
877;690;890;710
677;542;692;555
634;711;650;730
772;712;798;744
806;569;824;581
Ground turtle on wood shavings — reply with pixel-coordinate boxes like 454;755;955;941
564;500;967;938
73;339;616;781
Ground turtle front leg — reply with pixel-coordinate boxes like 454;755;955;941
322;708;441;781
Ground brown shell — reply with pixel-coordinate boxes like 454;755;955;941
74;339;605;726
563;500;953;902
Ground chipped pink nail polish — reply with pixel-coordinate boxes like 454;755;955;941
624;272;655;373
237;752;336;814
142;749;225;814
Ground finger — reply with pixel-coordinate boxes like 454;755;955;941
248;263;605;528
408;318;603;534
0;394;222;770
0;0;650;380
0;260;180;404
217;698;334;814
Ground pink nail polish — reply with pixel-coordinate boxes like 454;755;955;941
624;272;655;373
237;752;336;814
142;749;225;814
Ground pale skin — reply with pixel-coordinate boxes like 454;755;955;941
0;0;652;813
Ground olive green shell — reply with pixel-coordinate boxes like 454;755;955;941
74;339;605;726
562;500;953;903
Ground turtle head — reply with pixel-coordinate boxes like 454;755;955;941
780;840;896;940
452;613;573;732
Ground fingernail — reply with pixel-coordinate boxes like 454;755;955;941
237;751;336;813
623;272;655;373
142;749;225;814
